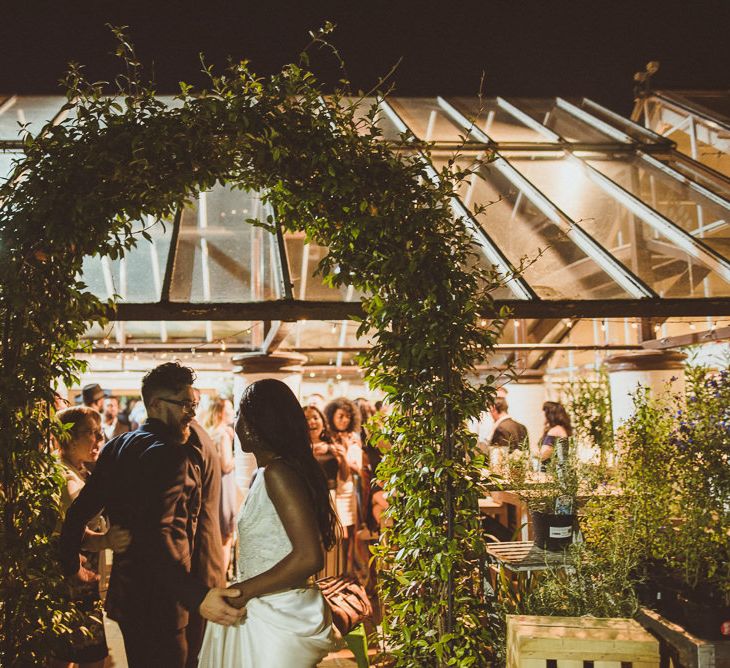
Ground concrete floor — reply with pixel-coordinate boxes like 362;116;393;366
103;615;360;667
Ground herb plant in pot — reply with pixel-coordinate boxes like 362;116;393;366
524;443;580;551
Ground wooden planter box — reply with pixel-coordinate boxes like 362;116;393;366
507;614;660;668
636;607;730;668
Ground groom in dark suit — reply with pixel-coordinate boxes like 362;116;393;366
60;362;244;667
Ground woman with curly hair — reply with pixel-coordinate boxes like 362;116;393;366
324;397;362;574
538;400;572;472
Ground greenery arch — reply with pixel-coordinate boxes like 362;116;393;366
0;33;505;666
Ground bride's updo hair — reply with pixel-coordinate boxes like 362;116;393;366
238;379;337;550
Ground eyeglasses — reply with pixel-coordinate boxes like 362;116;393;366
159;397;199;413
79;429;104;440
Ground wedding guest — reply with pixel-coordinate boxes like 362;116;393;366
305;404;349;577
488;397;528;453
51;406;131;668
203;396;239;573
305;404;348;493
324;397;362;574
81;383;105;413
539;400;572;472
102;396;130;442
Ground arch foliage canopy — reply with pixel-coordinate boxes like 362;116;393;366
0;33;505;665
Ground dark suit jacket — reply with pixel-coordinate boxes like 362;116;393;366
59;419;209;631
490;417;529;452
188;422;225;589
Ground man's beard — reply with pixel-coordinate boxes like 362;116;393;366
174;421;192;444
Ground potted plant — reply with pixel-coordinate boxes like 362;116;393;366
521;442;580;551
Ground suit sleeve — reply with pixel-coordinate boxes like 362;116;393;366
139;445;209;612
489;426;505;448
58;449;109;576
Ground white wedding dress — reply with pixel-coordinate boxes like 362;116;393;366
198;467;334;667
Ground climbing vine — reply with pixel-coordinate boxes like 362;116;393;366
0;29;505;665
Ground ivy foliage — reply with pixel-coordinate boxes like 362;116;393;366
0;29;506;665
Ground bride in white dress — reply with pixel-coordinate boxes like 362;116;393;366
198;379;337;667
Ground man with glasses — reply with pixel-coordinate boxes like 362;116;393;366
60;362;244;667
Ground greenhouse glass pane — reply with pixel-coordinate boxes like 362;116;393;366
168;184;283;303
388;97;466;142
80;217;172;302
645;98;730;177
447;98;548;143
661;156;730;200
508;153;730;298
338;97;403;141
0;96;69;139
0;150;22;183
434;155;630;300
586;154;730;259
283;233;363;302
578;99;665;145
509;98;626;143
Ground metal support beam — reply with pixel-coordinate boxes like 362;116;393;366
268;203;294;300
111;297;730;321
555;97;634;144
642;324;730;350
161;206;184;302
580;98;670;145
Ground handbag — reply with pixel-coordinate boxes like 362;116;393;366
316;575;372;636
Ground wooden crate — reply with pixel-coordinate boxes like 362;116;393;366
636;607;730;668
507;614;660;668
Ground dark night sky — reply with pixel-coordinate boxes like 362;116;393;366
1;0;729;116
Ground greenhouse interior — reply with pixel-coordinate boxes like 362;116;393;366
1;85;729;667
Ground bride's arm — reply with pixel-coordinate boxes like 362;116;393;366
228;461;324;608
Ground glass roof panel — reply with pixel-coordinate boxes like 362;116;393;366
169;184;283;302
578;99;666;144
507;152;730;297
0;150;22;183
80;217;172;302
510;98;627;143
0;95;69;139
660;155;730;200
446;98;548;143
435;155;631;300
284;233;363;302
388;97;466;142
338;97;403;141
663;91;730;125
585;154;730;259
645;97;730;177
